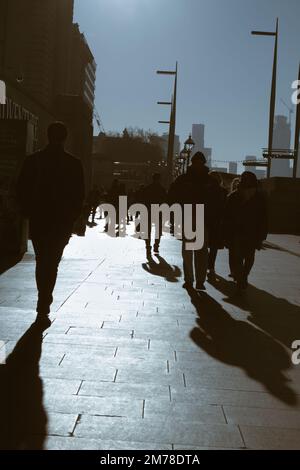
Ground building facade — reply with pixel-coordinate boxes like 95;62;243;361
0;0;96;190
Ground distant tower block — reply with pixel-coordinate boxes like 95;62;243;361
271;115;292;177
192;123;212;167
229;162;237;174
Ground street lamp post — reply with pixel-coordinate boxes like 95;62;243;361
180;148;188;173
184;134;195;169
252;18;278;178
156;63;178;185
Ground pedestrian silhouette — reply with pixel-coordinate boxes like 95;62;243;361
141;173;167;256
207;171;228;281
16;122;85;327
222;171;268;292
87;184;101;224
169;152;211;291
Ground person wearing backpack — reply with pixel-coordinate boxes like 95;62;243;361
16;122;85;327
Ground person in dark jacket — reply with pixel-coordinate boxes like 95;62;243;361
142;173;167;256
17;122;85;327
169;152;211;291
207;171;228;280
222;171;268;291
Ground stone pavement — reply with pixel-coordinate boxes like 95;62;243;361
1;221;300;450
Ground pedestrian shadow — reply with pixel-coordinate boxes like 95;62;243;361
0;254;23;275
208;274;300;349
142;254;181;283
0;323;47;449
263;241;300;259
188;290;297;406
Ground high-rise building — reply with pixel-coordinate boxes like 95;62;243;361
191;123;212;167
0;0;96;189
0;0;74;109
229;161;238;174
67;23;96;111
271;115;292;177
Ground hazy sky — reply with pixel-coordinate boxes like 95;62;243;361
74;0;300;166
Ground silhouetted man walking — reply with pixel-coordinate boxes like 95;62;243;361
223;171;268;291
142;173;167;256
17;122;85;327
169;152;211;291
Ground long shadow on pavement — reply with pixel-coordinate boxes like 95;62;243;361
208;274;300;350
0;323;47;449
142;254;181;283
188;289;298;406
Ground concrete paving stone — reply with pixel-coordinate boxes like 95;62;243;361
79;380;170;400
240;425;300;450
183;370;269;393
44;394;143;418
170;385;300;410
47;412;79;437
43;333;148;349
39;352;65;368
39;363;116;382
43;435;172;450
61;353;168;371
74;415;243;448
0;306;36;319
0;323;35;341
224;405;300;429
43;378;81;395
66;326;134;339
144;399;226;424
169;360;249;376
116;367;184;386
115;347;173;362
41;342;116;358
133;329;200;342
150;338;201;354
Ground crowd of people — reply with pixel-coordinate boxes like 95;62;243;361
87;152;268;295
17;122;268;328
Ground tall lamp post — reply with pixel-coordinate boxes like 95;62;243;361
252;18;278;178
157;63;178;185
293;64;300;178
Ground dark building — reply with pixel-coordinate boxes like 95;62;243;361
0;0;96;253
0;0;74;110
67;23;97;111
0;0;96;187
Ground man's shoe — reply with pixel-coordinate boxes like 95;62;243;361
183;282;193;290
196;283;206;291
207;270;216;281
